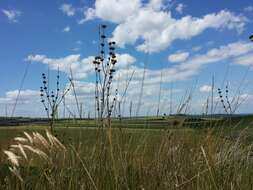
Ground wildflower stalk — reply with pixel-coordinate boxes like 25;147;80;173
40;68;70;133
93;24;117;127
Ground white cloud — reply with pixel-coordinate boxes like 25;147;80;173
239;93;253;101
26;54;93;79
67;81;95;96
120;41;253;86
26;53;136;79
147;0;170;11
199;85;212;92
0;89;44;117
233;53;253;66
112;9;247;53
116;53;136;68
2;9;22;22
168;51;189;63
63;26;71;32
79;8;96;24
78;1;247;53
95;0;141;23
25;41;251;87
19;40;253;116
175;3;185;14
178;41;253;72
6;90;39;100
0;90;39;104
244;6;253;12
59;4;75;16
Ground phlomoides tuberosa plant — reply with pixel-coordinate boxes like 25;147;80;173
93;24;118;126
217;82;247;115
40;69;70;133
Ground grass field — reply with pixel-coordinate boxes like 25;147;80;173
0;116;253;189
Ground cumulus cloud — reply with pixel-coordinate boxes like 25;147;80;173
168;51;189;63
15;40;253;116
199;85;212;92
178;41;253;72
26;53;136;79
147;0;170;11
0;89;74;117
59;4;75;16
118;41;253;87
112;10;247;53
2;9;22;22
0;90;39;105
116;53;136;68
26;41;253;87
79;0;247;53
90;0;141;23
26;54;93;79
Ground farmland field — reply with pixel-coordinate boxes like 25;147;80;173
1;116;253;189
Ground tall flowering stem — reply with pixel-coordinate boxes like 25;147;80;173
93;24;118;126
40;69;70;133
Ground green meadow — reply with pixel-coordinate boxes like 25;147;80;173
1;116;253;189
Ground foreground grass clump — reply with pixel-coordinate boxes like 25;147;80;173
1;127;253;190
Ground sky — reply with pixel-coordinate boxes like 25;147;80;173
0;0;253;117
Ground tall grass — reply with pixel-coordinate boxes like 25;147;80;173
1;126;253;189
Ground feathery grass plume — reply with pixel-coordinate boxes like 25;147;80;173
17;144;27;160
23;145;48;160
1;126;253;189
23;131;33;144
4;150;20;167
46;130;66;151
3;130;66;185
14;137;28;143
33;132;50;149
4;130;66;170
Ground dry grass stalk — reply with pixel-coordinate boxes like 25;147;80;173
3;130;66;182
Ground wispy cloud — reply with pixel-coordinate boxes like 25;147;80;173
2;9;22;23
168;52;189;63
79;8;96;24
244;6;253;12
63;26;71;32
59;4;75;16
175;3;185;14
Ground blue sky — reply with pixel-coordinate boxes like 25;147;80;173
0;0;253;117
